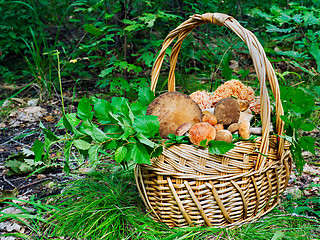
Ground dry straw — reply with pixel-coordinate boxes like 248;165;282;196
134;13;292;228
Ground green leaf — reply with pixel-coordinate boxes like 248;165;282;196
109;112;134;140
124;22;144;31
88;145;99;163
56;113;81;129
92;97;113;124
44;138;51;159
63;141;73;174
99;67;113;78
165;134;190;146
138;87;155;106
199;139;208;148
33;140;44;162
111;97;129;111
77;97;93;121
104;13;114;20
80;120;108;143
19;162;33;173
207;141;235;155
300;123;315;132
24;159;44;167
309;42;320;72
292;14;303;24
150;146;163;158
74;139;91;150
221;52;233;80
130;142;150;164
124;102;135;123
136;133;156;148
84;24;103;37
266;24;295;33
4;160;21;173
40;122;59;141
133;115;159;138
114;146;128;163
140;13;157;27
22;148;35;157
278;134;293;143
300;136;315;154
304;11;320;25
130;101;145;115
138;51;155;67
61;114;82;138
275;13;292;25
110;77;130;94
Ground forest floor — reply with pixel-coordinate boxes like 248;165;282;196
0;85;319;239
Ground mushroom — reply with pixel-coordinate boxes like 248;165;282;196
214;124;224;131
175;123;192;136
227;123;240;133
189;122;216;146
202;113;217;126
146;92;202;138
202;108;215;115
237;100;250;112
250;124;274;135
239;121;251;139
215;130;233;143
238;109;253;139
214;97;240;126
238;108;253;123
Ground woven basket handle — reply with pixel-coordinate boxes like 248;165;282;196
150;13;285;172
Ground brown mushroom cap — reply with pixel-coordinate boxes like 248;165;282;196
215;130;233;143
228;123;240;133
189;122;216;146
175;123;192;136
202;113;217;126
146;92;202;138
214;97;240;126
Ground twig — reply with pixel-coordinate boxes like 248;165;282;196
11;140;32;148
18;178;52;190
3;175;16;188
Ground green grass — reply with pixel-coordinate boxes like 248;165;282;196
1;165;320;240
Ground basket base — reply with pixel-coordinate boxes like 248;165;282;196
134;140;292;228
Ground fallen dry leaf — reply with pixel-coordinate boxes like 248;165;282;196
303;163;320;175
37;174;46;180
43;115;55;122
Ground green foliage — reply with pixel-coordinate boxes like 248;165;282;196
37;87;162;169
0;196;57;239
252;3;320;77
4;147;54;176
165;134;191;145
207;140;235;155
280;86;319;174
2;167;320;239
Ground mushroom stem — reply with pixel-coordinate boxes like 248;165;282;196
250;124;274;135
238;109;253;139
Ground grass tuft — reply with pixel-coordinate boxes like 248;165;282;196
1;165;320;239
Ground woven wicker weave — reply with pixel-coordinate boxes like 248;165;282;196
134;13;292;228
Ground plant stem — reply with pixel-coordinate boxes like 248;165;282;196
56;51;66;114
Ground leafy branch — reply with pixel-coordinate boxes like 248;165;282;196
279;86;319;174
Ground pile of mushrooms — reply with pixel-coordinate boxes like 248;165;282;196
147;92;255;147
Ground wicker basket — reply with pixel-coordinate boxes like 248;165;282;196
134;13;292;228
